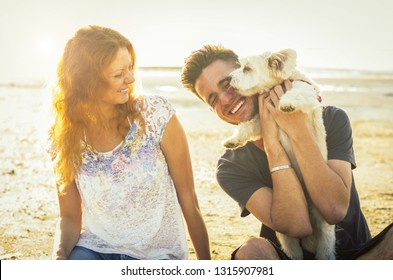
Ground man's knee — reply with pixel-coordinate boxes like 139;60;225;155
356;224;393;260
234;237;280;260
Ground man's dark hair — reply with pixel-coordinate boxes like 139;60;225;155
181;45;239;98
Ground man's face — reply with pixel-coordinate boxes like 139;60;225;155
195;59;258;125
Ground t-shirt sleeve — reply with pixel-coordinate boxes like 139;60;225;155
324;106;356;169
216;147;272;217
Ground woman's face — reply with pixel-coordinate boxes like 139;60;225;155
100;47;134;107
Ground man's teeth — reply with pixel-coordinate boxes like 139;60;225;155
118;89;128;93
231;100;245;114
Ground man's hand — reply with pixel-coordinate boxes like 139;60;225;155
265;80;311;141
258;80;294;152
258;92;280;152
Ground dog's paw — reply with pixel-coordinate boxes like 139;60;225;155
223;139;241;149
279;97;297;112
278;80;321;113
278;91;299;113
279;104;296;112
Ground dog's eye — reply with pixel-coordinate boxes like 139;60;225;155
243;65;252;72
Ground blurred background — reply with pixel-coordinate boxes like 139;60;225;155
0;0;392;84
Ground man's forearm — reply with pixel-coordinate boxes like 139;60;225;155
265;144;312;236
291;130;350;224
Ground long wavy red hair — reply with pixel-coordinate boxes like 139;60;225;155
50;25;145;189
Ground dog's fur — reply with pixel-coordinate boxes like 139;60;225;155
225;49;336;260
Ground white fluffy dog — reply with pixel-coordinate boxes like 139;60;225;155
225;49;336;260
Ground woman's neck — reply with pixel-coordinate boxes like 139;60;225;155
100;102;119;121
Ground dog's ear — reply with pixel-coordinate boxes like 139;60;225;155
268;49;297;79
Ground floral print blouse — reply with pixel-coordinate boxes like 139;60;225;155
74;95;188;259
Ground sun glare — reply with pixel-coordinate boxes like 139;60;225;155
31;37;63;82
34;38;54;55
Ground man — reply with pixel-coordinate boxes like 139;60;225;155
181;45;393;259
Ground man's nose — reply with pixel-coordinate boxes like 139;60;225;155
219;86;236;105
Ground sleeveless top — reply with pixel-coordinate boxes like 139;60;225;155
74;95;188;260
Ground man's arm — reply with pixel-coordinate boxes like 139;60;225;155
269;81;351;225
245;92;312;238
290;129;351;224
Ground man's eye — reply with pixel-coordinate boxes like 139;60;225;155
222;79;230;90
210;96;217;107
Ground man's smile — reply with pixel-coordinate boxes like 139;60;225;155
229;98;245;115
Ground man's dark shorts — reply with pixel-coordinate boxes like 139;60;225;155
231;223;393;260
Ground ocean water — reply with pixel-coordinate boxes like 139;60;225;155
138;67;393;122
138;67;393;94
1;67;392;129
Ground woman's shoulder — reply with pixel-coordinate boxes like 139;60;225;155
141;94;173;115
143;94;171;107
139;94;175;135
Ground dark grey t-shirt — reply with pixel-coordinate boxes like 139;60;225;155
216;106;371;253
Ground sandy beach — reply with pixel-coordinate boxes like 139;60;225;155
0;68;392;260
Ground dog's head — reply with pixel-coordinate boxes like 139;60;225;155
229;49;298;95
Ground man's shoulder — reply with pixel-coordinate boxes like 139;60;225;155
323;106;349;120
217;142;267;175
218;142;255;162
323;106;351;129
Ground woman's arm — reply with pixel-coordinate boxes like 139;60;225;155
52;180;82;260
160;114;211;260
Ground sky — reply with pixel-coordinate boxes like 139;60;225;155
0;0;392;82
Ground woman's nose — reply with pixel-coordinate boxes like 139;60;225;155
125;70;135;84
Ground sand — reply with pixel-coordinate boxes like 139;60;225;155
0;71;392;260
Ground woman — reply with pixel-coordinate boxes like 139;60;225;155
49;25;210;260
